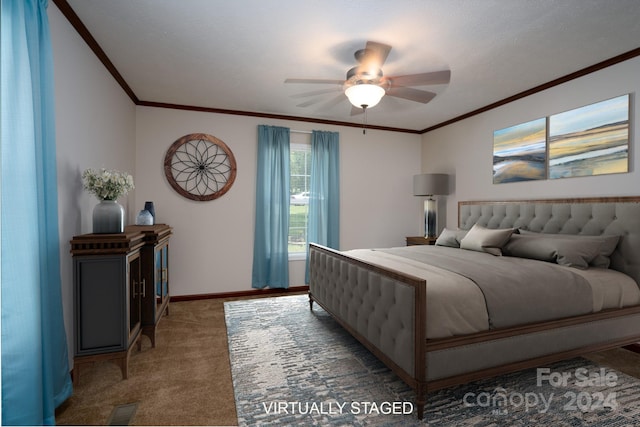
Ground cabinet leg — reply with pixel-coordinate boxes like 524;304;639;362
142;327;156;348
117;356;128;380
73;363;81;386
74;350;132;384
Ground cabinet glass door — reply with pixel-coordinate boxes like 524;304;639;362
155;243;169;319
155;249;162;305
161;245;168;298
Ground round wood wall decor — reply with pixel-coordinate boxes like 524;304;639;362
164;133;237;201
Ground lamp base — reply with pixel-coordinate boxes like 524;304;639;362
424;198;437;238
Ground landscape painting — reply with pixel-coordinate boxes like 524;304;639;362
549;94;629;179
493;117;547;184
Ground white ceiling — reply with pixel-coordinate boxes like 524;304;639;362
65;0;640;132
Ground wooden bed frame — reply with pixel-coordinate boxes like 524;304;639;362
308;196;640;419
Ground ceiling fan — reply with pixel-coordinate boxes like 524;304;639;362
285;41;451;116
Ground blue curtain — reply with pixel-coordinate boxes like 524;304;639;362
305;131;340;282
252;125;291;288
1;0;73;424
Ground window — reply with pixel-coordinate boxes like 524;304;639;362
289;135;311;258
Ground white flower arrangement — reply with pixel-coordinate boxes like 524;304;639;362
82;168;134;201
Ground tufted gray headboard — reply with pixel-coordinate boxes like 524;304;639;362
458;197;640;286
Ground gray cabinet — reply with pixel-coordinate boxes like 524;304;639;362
71;231;146;385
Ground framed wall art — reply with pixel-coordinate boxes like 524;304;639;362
164;133;237;201
549;94;629;179
493;117;547;184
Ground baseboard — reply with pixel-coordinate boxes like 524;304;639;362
170;285;309;302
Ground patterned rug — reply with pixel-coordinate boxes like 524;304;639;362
225;295;640;426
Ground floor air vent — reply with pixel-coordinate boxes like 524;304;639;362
107;403;138;425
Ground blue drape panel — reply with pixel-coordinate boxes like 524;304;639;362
252;125;291;288
1;0;73;424
305;131;340;283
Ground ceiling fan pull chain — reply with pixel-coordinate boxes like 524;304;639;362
362;105;367;134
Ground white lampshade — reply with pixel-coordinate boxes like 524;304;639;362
345;84;385;109
413;174;449;196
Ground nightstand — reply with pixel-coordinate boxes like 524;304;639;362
406;236;437;246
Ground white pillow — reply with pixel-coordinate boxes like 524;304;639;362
460;224;515;256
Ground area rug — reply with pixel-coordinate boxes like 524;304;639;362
225;294;640;426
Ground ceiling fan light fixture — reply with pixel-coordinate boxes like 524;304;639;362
345;84;385;109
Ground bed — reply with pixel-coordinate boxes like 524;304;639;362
308;197;640;419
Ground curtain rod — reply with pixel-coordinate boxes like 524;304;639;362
291;129;312;134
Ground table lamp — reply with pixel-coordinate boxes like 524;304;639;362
413;174;449;238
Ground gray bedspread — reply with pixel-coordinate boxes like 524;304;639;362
377;246;593;329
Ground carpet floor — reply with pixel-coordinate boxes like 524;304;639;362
55;293;640;426
55;296;242;426
226;295;640;426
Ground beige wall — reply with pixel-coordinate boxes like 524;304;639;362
421;56;640;229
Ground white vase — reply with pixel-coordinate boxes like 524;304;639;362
92;200;125;233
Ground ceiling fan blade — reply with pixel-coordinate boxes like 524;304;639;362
386;87;436;103
285;78;345;85
350;105;364;116
364;41;392;67
321;93;346;109
384;70;451;87
290;87;342;99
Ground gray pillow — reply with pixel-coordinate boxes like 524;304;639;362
435;228;468;248
459;224;515;256
518;230;620;268
504;234;603;269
